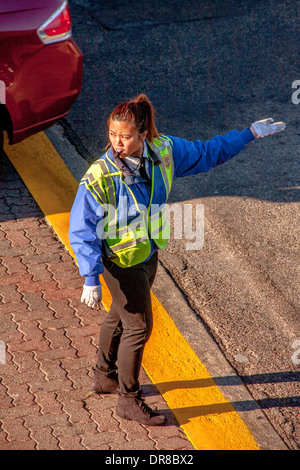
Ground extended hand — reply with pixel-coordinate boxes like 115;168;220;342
250;118;286;138
81;284;102;309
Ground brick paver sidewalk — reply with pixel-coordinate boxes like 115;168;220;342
0;152;193;450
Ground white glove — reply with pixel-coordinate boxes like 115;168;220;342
250;118;286;138
81;284;102;309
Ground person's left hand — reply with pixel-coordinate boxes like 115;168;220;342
250;118;286;138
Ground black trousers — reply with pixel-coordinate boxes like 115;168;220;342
96;252;158;397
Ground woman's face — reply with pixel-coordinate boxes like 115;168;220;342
109;120;146;158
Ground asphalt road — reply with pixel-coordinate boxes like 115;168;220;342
46;0;299;449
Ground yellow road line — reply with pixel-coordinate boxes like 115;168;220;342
4;132;259;450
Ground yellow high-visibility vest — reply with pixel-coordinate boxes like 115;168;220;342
81;136;174;268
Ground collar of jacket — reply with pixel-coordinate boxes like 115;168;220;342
110;141;161;167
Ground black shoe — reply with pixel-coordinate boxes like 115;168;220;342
116;393;166;426
92;369;118;394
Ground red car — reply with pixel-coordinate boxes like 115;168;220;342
0;0;83;144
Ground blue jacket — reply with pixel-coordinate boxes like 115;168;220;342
69;128;255;285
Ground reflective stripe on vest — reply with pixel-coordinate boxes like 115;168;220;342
147;137;174;200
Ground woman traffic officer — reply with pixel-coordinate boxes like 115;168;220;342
69;93;285;426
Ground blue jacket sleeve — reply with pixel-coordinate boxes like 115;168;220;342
69;183;104;284
169;128;255;178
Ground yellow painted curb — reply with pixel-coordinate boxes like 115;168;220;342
144;294;258;450
4;132;259;450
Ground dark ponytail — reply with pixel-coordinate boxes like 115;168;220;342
107;93;160;142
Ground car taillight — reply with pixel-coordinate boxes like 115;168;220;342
37;1;72;45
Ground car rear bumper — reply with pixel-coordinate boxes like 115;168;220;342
10;109;70;144
7;38;83;144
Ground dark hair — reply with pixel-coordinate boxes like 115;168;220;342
107;93;160;141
